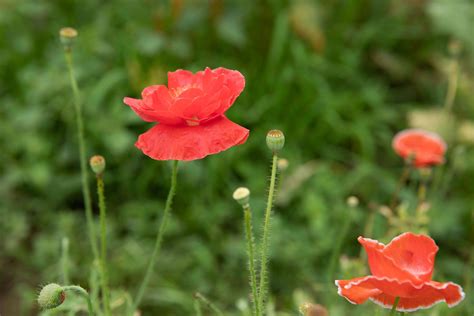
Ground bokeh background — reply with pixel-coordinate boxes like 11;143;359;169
1;0;473;315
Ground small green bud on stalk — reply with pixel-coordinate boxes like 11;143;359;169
89;155;106;175
266;129;285;153
232;187;250;207
59;27;78;50
38;283;65;310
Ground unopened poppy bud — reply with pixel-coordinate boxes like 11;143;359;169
266;129;285;153
38;283;65;310
299;302;328;316
232;187;250;207
89;155;106;175
346;196;359;208
277;158;289;171
59;27;78;49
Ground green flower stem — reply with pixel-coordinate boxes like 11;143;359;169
132;160;179;312
257;154;278;313
97;175;111;316
193;298;203;316
63;48;99;261
193;292;224;316
243;204;259;316
390;163;411;211
63;285;94;316
61;237;70;284
389;297;400;316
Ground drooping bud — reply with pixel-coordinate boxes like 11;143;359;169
89;155;106;175
38;283;65;310
59;27;78;50
232;187;250;207
266;129;285;153
346;196;359;208
299;302;328;316
277;158;289;172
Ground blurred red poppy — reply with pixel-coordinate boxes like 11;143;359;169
392;129;446;167
335;233;464;312
124;67;249;160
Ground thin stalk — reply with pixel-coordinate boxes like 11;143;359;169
193;292;224;316
132;160;179;312
64;49;99;261
61;237;70;284
193;298;203;316
89;260;101;314
63;285;94;316
243;204;259;316
444;51;459;113
97;175;111;315
389;297;400;316
390;163;411;211
257;154;278;313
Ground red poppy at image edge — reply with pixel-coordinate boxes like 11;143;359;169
123;67;249;161
335;233;465;312
392;129;447;167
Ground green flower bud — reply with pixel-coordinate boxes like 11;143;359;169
59;27;78;49
266;129;285;153
89;155;106;175
232;187;250;207
38;283;65;310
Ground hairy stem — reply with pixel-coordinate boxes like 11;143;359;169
97;175;111;315
257;154;278;313
132;160;179;312
243;204;259;316
64;49;99;261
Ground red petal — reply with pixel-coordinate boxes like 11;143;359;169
167;70;197;90
124;86;183;125
135;116;249;161
382;232;438;282
123;97;159;122
336;276;465;311
167;68;245;121
336;278;382;304
392;129;447;167
358;237;420;283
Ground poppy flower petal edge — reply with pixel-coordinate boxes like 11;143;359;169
370;281;465;312
135;116;249;161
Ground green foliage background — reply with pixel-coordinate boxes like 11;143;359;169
1;0;473;315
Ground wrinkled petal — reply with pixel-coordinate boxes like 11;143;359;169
358;237;421;283
166;67;245;121
124;85;183;125
392;129;447;167
383;232;438;282
336;276;464;312
135;116;249;161
167;70;198;90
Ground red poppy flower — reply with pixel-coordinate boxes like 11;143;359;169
124;67;249;161
335;233;465;312
392;129;447;167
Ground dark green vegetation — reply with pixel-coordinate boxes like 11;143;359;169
1;0;473;315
